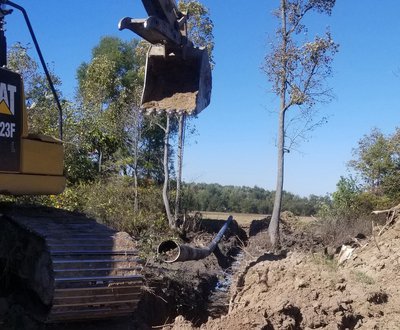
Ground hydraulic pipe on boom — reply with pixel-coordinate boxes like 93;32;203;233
1;0;63;139
0;3;11;66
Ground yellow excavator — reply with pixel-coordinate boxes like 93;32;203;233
0;0;211;324
0;5;65;195
0;2;143;323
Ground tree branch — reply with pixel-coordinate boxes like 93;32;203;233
286;4;312;37
153;118;167;133
301;60;318;97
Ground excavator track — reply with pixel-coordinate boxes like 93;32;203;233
0;205;144;323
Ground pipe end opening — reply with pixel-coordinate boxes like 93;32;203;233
158;240;180;263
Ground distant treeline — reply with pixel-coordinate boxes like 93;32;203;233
182;183;330;216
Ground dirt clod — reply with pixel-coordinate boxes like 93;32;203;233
367;291;389;305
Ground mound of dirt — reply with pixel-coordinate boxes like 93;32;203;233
166;216;400;329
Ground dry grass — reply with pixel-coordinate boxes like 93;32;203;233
351;270;375;285
193;211;268;226
192;211;316;228
313;216;374;247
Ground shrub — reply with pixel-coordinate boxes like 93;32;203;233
1;177;170;238
76;178;169;236
313;215;373;247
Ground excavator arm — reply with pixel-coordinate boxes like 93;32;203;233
119;0;187;48
119;16;182;48
119;0;212;115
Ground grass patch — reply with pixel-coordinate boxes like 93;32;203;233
351;270;375;285
311;252;338;272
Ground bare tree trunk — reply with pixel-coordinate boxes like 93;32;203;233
175;113;185;223
269;0;288;249
269;109;285;248
163;115;175;228
265;0;337;249
98;149;102;173
133;112;141;212
133;164;139;212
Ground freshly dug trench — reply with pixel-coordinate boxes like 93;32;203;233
135;216;245;328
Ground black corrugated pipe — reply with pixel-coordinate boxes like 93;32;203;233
158;215;233;263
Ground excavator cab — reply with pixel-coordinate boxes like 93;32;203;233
0;68;65;195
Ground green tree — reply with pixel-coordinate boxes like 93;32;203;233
182;182;326;216
382;127;400;200
331;176;361;215
349;128;395;193
8;43;62;137
77;37;145;176
76;37;171;212
75;37;172;183
7;43;92;184
7;43;38;93
264;0;338;248
349;127;400;202
178;0;215;65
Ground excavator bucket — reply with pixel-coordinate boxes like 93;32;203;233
141;45;212;115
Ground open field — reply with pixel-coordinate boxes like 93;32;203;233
196;211;317;227
196;211;269;226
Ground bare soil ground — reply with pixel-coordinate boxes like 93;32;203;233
2;210;400;329
167;213;400;330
